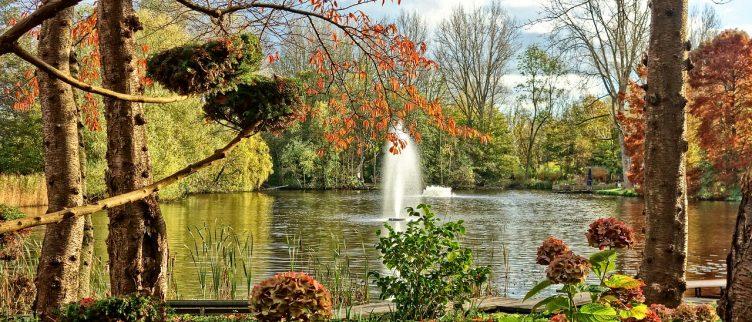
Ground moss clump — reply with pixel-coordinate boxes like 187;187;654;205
203;75;302;132
146;33;262;95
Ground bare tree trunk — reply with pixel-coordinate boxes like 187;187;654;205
33;4;85;319
96;0;168;298
638;0;689;307
719;172;752;320
69;50;94;298
616;117;633;188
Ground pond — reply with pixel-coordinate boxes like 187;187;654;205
26;190;738;300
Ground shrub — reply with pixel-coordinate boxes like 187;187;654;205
524;217;649;322
249;272;333;322
203;76;302;132
146;33;262;95
371;204;490;320
0;204;29;261
59;295;167;322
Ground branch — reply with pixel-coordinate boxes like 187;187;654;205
0;123;261;234
0;0;82;53
10;43;187;104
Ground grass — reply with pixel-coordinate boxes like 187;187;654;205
0;174;47;207
595;188;639;197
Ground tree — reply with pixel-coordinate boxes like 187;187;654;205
688;4;721;48
33;3;86;318
512;46;568;180
96;0;169;298
687;30;752;187
434;1;516;131
638;0;689;307
706;32;752;321
720;171;752;320
542;0;649;188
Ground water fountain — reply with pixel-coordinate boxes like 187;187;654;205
381;124;423;221
422;185;453;198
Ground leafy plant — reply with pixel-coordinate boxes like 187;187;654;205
249;272;333;322
371;204;490;320
524;217;648;322
59;295;167;322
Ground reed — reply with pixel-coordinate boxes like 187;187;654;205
185;223;254;300
0;174;47;207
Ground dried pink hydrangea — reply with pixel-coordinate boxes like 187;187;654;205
536;236;570;265
546;252;591;284
586;217;636;249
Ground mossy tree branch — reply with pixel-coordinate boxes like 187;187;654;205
0;123;261;234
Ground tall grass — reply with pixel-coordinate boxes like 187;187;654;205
290;233;371;308
0;174;47;207
185;223;255;300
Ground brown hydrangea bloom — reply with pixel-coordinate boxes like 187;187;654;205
649;304;674;321
549;313;568;322
604;283;646;308
546;252;591;284
694;304;719;322
673;304;698;321
586;217;636;249
536;236;570;265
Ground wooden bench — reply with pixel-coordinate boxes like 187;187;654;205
686;279;726;297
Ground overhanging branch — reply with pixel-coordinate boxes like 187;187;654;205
10;44;187;104
0;0;82;52
0;123;261;234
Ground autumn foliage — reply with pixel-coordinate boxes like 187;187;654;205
688;29;752;186
618;65;647;188
8;1;484;154
620;29;752;192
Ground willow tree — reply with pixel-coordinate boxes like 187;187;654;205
638;0;689;306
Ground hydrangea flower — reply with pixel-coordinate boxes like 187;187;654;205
536;236;570;265
549;313;568;322
586;217;636;249
604;282;646;308
546;252;591;284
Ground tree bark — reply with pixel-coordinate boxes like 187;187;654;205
719;171;752;320
96;0;168;298
637;0;689;307
33;3;86;319
70;50;94;298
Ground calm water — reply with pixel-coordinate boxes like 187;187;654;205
26;190;738;299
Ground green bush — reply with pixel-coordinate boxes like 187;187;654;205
147;33;262;95
60;295;166;322
204;76;302;132
371;204;490;320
